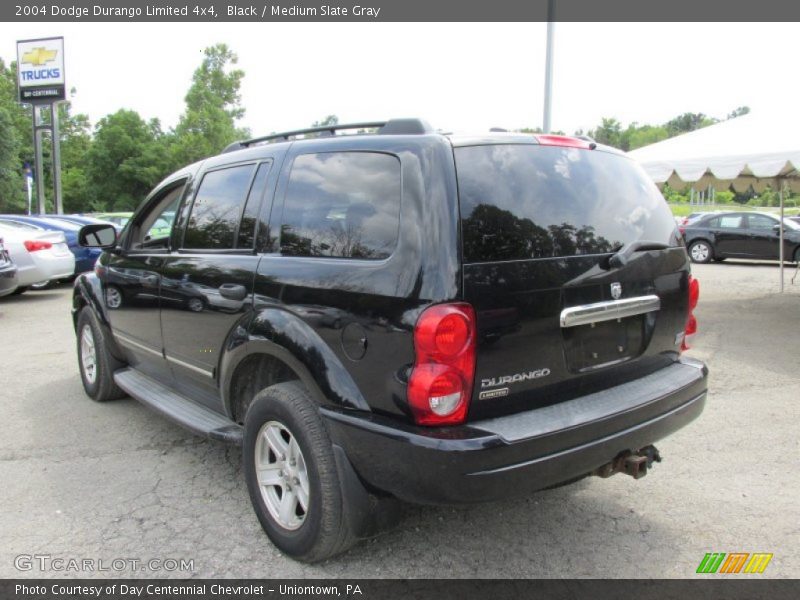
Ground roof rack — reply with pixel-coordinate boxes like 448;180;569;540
222;118;434;154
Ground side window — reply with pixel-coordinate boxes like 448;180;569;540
128;182;185;250
237;161;272;250
747;214;777;230
184;164;256;250
279;152;401;260
706;217;720;228
718;215;744;229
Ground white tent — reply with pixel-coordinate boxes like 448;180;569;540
629;112;799;291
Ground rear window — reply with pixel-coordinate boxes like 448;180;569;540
455;144;678;263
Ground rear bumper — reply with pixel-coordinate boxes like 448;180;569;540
30;252;75;282
322;357;708;505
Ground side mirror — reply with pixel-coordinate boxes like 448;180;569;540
773;224;782;233
79;224;117;248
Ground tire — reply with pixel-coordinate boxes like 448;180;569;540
76;306;126;402
243;381;357;562
11;286;28;296
186;297;204;312
688;240;713;264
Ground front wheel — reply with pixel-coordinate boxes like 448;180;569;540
76;307;126;402
689;240;713;263
243;381;357;562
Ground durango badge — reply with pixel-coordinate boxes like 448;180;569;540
481;368;551;388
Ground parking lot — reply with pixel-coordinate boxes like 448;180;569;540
1;260;798;579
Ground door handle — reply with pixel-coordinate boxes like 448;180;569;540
218;283;247;301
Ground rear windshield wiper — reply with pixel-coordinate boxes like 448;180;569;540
607;240;669;269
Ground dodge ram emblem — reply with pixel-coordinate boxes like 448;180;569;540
610;282;622;300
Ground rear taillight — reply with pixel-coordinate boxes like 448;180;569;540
678;226;686;236
24;240;52;252
534;134;594;149
681;275;700;351
408;303;476;426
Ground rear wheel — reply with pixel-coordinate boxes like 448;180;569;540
243;381;357;562
76;306;126;402
689;240;713;263
187;297;204;312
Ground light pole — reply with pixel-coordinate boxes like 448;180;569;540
542;0;555;133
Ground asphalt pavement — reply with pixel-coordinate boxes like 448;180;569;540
0;260;798;578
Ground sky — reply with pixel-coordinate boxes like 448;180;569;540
1;22;797;136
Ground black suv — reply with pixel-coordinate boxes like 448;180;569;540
73;119;707;562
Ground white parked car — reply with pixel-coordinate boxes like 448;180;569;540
0;223;75;294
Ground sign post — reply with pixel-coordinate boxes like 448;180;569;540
16;36;66;214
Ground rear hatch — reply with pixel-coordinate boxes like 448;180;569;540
454;140;690;420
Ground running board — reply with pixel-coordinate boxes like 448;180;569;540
114;368;243;445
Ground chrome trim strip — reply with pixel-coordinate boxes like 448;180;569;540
115;333;163;358
560;295;661;328
165;354;214;379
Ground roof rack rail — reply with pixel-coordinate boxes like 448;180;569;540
221;118;434;154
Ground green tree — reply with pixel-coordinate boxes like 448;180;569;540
84;109;168;211
312;115;339;127
589;117;624;149
727;106;750;120
0;59;32;211
171;44;248;165
57;99;93;213
0;107;25;212
665;112;716;136
626;124;669;151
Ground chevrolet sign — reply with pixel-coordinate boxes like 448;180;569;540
17;37;65;103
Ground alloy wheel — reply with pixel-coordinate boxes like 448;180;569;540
80;324;97;385
254;420;310;531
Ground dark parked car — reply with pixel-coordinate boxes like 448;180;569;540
682;211;800;264
0;215;102;274
0;235;18;297
73;120;707;562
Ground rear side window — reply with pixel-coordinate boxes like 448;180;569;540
715;215;743;229
279;152;401;260
455;145;679;263
184;164;255;250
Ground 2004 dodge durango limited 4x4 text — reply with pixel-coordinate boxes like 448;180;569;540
72;119;707;562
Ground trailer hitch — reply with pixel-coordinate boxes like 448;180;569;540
593;445;662;480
